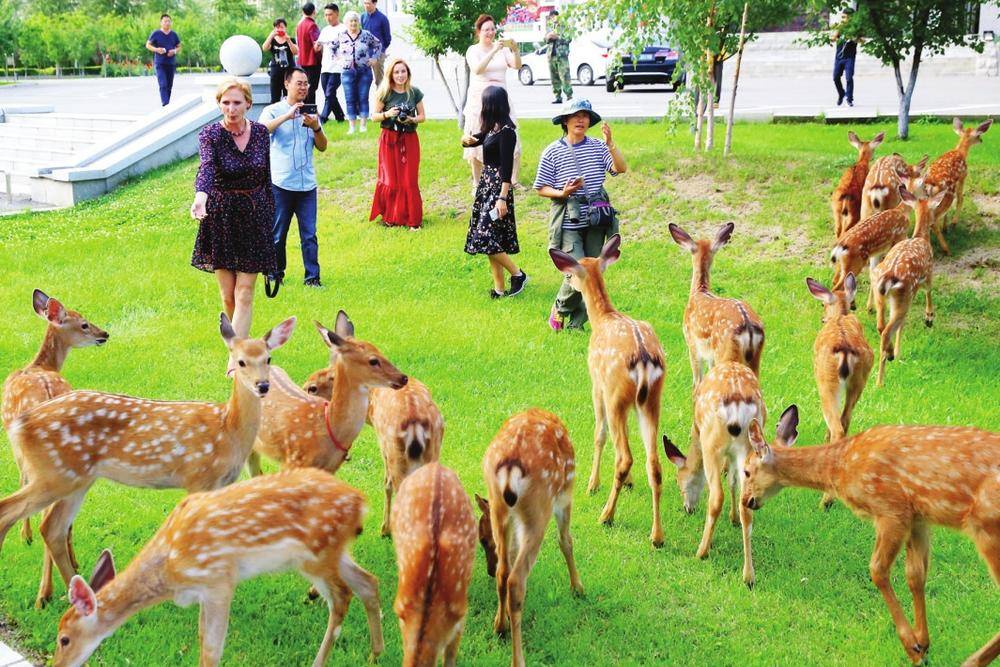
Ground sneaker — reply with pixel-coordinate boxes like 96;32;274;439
837;93;844;106
847;100;854;107
507;271;528;296
548;306;564;331
347;126;356;135
489;288;504;299
553;97;562;104
304;278;323;288
360;125;368;133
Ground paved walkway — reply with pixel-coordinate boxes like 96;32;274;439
0;640;30;667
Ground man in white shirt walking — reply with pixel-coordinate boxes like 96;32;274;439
316;3;346;122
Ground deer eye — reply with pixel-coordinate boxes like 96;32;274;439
60;636;71;646
81;323;89;330
744;469;750;478
369;358;380;367
266;357;271;365
238;360;246;367
307;385;318;394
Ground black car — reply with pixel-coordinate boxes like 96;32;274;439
606;44;684;92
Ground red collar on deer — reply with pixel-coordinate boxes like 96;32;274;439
323;401;350;454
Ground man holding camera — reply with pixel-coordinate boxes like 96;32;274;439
259;67;329;288
145;13;181;106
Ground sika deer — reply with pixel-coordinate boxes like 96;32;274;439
872;191;947;387
50;468;383;667
392;463;477;667
831;131;884;237
662;361;765;588
475;409;583;667
549;234;666;547
668;223;765;385
860;153;928;221
0;313;295;608
742;405;1000;667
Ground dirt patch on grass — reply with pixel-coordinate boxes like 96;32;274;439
937;247;1000;292
970;194;1000;231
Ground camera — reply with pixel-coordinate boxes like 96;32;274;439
300;103;318;116
395;105;415;123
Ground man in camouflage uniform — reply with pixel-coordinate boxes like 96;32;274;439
546;11;572;104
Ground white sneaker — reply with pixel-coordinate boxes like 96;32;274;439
347;126;356;135
360;125;368;133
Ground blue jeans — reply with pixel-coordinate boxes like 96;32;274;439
320;72;345;122
271;185;320;282
155;64;175;106
833;57;855;103
341;66;373;120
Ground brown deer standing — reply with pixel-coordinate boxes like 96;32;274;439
0;313;295;609
303;368;442;537
742;405;1000;667
872;190;947;387
668;223;765;386
549;234;666;547
392;463;477;667
50;468;384;667
860;153;928;221
475;409;583;667
831;130;885;237
662;361;765;588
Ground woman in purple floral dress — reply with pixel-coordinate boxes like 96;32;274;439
190;78;276;354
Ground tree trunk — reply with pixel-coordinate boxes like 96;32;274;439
724;2;750;156
694;88;705;150
433;56;461;120
898;48;922;140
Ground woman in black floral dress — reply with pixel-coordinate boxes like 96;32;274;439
461;85;528;299
190;78;276;354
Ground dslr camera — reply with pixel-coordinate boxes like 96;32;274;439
395;104;416;123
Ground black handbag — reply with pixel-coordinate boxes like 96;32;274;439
568;140;616;228
264;275;281;298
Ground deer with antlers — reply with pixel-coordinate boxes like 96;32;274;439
668;223;764;385
831;131;885;238
0;313;295;609
662;361;765;588
392;463;477;667
549;234;666;547
50;468;384;667
475;409;583;667
742;405;1000;667
860;153;928;222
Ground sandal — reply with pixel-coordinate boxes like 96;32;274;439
548;306;565;331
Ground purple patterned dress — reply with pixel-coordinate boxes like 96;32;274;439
191;121;276;275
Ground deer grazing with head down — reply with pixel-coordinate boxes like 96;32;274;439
860;153;928;222
742;405;1000;667
50;468;384;667
302;367;442;537
831;130;885;237
662;361;765;588
392;463;477;667
0;313;295;609
668;223;764;385
475;409;583;667
549;234;666;547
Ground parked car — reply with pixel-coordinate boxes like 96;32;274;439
517;34;611;87
605;44;684;92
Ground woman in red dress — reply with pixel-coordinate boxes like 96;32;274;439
370;58;425;228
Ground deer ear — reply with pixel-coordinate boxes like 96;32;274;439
474;493;490;514
747;419;769;457
711;222;734;252
68;575;98;617
219;313;237;347
599;234;621;270
45;297;68;325
847;130;862;149
775;405;799;447
928;189;948;210
89;549;116;593
668;223;697;253
32;289;52;319
549;248;583;275
975;118;993;136
334;310;355;338
805;277;834;304
264;316;296;351
869;132;885;149
844;272;858;302
898;185;916;206
953;117;964;134
916;154;929;171
315;320;345;349
662;435;687;468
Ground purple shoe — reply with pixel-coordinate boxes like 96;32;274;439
548;307;564;331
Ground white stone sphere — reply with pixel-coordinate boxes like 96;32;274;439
219;35;262;76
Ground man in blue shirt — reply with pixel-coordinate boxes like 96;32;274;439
259;68;329;288
145;14;181;106
361;0;391;85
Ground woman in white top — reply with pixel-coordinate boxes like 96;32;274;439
463;14;521;185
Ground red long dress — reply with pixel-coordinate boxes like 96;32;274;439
370;88;424;228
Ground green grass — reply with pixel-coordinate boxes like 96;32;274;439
1;119;998;666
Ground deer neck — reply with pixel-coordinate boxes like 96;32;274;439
856;151;872;171
912;207;933;240
580;273;617;320
95;551;170;636
771;444;840;495
954;136;972;159
691;253;711;294
223;378;263;448
325;360;371;446
30;326;69;371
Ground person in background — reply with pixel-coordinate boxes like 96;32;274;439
333;11;382;135
190;79;275;371
145;14;181;106
461;86;527;299
263;18;299;104
361;0;391;85
833;8;858;107
545;10;572;105
296;2;322;105
259;67;328;289
370;58;425;228
315;3;346;123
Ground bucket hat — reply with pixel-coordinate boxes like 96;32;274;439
552;98;602;126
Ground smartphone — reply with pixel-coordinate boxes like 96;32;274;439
489;207;501;221
300;104;318;115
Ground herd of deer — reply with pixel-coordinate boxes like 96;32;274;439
0;117;997;667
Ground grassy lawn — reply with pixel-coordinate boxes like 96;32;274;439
1;118;997;666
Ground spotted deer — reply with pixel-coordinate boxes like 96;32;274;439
50;468;384;667
392;463;477;667
662;361;765;588
0;313;295;609
742;405;1000;667
872;190;947;387
668;223;765;385
860;153;928;221
923;117;993;253
831;131;885;237
549;234;666;547
250;311;409;477
475;409;583;667
303;369;442;537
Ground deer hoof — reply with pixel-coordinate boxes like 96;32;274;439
925;318;933;328
34;594;52;610
305;586;320;602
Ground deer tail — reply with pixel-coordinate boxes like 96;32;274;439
495;460;526;507
401;419;429;461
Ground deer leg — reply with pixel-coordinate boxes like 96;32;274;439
18;470;32;545
598;401;633;527
0;481;64;550
874;275;887;333
588;384;608;495
638;395;664;547
305;569;352;667
492;508;512;635
198;590;234;667
38;485;89;589
506;518;546;667
962;511;1000;666
380;469;393;537
338;552;384;661
867;256;880;313
736;451;755;589
246;450;263;477
870;517;922;664
443;624;464;667
877;298;908;387
963;631;1000;667
553;492;584;595
932;216;951;255
905;522;931;658
923;283;934;328
696;438;725;560
952;177;966;229
687;346;702;389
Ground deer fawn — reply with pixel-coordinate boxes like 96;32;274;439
392;463;477;667
923;117;993;253
742;405;1000;667
668;223;765;385
251;311;408;477
872;191;947;387
549;234;666;547
831;131;885;237
475;409;583;667
662;361;765;588
860;153;928;221
0;313;295;608
51;468;384;667
304;369;443;537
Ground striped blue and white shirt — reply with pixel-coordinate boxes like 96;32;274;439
533;136;617;230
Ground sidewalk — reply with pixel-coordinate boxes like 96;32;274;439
0;641;31;667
